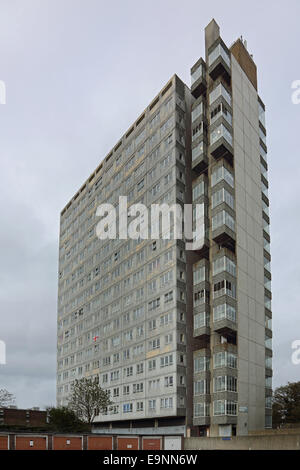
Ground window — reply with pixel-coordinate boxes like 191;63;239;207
208;43;230;67
194;311;209;329
265;335;272;349
110;370;120;381
164;376;174;387
265;396;272;409
150;182;161;197
165;333;173;344
211;165;234;188
150;111;160;130
164;291;173;303
137;363;144;374
194;402;210;417
212;188;234;210
191;64;203;85
212;210;235;232
209;83;231;106
193;180;206;200
123;403;133;413
194;379;207;395
148;399;156;411
210;124;232;146
213;256;236;277
133;383;144;393
192;102;203;122
258;101;266;128
213;351;237;369
194;356;209;372
137;401;144;412
213;279;236;299
213;303;236;323
149;319;156;331
266;377;272;388
149;378;160;390
161;116;174;135
160;312;173;326
149;338;160;350
148;359;156;371
192;122;203;142
160;397;173;409
213;400;237;416
193;265;206;284
124;366;133;377
192;141;204;161
194;289;209;306
160;270;173;287
148;298;160;311
214;376;237;392
211;102;232;126
160;354;173;368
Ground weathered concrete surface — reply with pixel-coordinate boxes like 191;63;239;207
185;434;300;450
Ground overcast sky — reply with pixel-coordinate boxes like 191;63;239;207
0;0;299;409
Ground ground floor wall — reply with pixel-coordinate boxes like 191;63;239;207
184;433;300;450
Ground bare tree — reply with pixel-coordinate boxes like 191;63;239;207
68;378;112;424
0;389;15;408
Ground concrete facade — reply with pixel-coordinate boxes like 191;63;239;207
57;20;272;437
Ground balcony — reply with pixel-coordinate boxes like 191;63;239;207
208;41;231;85
193;400;211;427
191;58;207;99
210;123;234;164
193;309;210;342
211;209;236;250
213;318;237;342
192;139;208;173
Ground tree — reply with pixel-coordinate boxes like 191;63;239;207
46;406;90;432
68;378;112;424
273;381;300;427
0;389;15;408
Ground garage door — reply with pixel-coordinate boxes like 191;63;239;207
164;436;182;450
88;436;113;450
15;436;47;450
0;436;8;450
117;437;139;450
142;437;161;450
53;436;82;450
